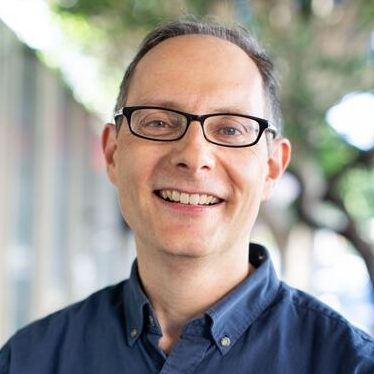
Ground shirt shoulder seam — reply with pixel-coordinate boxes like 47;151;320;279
278;282;374;344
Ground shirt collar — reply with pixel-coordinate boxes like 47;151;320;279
207;243;280;355
123;260;150;347
123;244;280;352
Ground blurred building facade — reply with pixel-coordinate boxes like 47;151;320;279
0;20;135;345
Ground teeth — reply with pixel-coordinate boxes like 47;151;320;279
199;194;208;204
189;194;200;205
211;196;219;204
159;190;220;206
171;190;180;201
180;193;189;204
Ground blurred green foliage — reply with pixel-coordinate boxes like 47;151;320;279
341;168;374;221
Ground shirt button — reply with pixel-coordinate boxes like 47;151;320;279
220;336;231;347
148;315;155;326
130;328;138;338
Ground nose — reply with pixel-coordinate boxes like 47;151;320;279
169;121;216;173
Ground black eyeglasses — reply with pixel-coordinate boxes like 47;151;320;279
113;106;277;148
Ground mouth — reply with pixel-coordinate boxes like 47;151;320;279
155;189;223;206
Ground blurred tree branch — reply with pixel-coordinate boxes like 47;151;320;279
291;148;374;290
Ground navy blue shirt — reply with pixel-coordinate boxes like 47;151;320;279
1;244;373;373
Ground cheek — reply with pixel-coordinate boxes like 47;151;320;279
221;152;267;239
229;149;268;197
115;155;137;222
115;137;146;183
225;151;268;229
113;142;143;213
114;141;163;206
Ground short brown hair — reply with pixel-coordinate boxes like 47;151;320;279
114;19;282;132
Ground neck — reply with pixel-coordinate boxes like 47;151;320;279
136;244;253;354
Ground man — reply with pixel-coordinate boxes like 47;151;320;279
1;20;373;373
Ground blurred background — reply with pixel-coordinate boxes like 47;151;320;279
0;0;373;345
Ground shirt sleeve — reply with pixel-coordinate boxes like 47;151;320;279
0;342;10;374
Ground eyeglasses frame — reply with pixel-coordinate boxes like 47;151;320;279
113;105;278;148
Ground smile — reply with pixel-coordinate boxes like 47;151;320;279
156;189;221;206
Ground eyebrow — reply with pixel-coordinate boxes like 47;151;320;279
135;100;252;115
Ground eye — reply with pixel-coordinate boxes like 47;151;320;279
212;121;246;138
206;115;261;145
138;114;178;131
139;118;178;136
146;120;170;128
133;110;186;139
218;126;243;136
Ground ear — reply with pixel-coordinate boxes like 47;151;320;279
102;123;119;185
262;137;291;201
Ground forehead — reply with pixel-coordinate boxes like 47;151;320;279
127;35;265;113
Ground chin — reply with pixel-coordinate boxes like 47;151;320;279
157;238;221;259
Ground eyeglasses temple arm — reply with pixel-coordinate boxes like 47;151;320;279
113;108;123;120
267;122;279;138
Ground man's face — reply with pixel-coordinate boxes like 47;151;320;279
103;35;289;259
